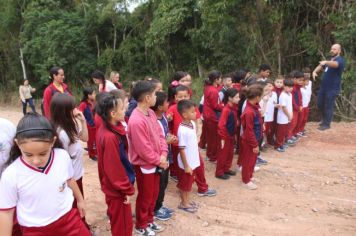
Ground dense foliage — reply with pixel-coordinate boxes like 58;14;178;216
0;0;355;118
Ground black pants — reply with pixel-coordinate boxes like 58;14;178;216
22;98;36;115
154;168;169;212
317;88;338;127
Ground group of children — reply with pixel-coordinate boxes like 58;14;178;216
0;65;312;236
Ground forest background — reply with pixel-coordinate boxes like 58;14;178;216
0;0;355;120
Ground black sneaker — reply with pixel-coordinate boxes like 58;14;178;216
225;170;237;176
89;156;98;161
215;174;230;180
135;227;155;236
148;222;164;232
318;125;330;131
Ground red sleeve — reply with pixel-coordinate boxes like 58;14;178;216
43;86;52;119
102;137;135;196
242;111;259;147
206;88;224;111
195;107;201;119
218;107;229;139
78;102;86;112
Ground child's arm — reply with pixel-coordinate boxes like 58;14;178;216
242;111;259;148
73;108;88;142
0;209;14;236
67;178;86;218
282;106;292;121
217;108;229;148
179;148;192;175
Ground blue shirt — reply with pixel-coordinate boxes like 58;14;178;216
321;56;345;92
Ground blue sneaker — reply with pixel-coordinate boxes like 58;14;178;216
162;206;174;215
282;143;289;149
197;188;217;197
276;147;285;152
256;156;268;165
291;136;299;142
154;208;171;221
286;139;296;146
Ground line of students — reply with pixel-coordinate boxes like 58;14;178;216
0;66;312;236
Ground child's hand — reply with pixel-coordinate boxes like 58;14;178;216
73;108;85;122
299;107;303;112
166;133;177;144
124;196;131;205
221;140;225;149
159;155;169;169
252;147;259;154
77;200;86;218
184;165;192;175
166;113;173;121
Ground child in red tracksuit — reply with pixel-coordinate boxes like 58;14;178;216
96;93;135;236
79;87;97;161
215;88;240;180
127;81;169;236
287;71;304;143
240;84;263;190
203;70;224;162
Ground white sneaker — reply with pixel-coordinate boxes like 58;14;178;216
254;166;260;172
135;227;155;236
237;166;242;172
148;222;164;233
244;181;257;190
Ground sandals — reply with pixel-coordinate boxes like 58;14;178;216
178;204;197;213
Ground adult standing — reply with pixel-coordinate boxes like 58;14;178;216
312;44;345;131
42;66;72;119
19;79;36;115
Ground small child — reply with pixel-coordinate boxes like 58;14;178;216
215;88;240;180
176;99;200;213
0;113;90;235
79;87;97;161
240;84;263;190
299;68;313;136
96;92;135;236
218;73;233;102
274;79;294;152
264;79;278;146
127;81;168;236
288;71;304;143
150;91;176;221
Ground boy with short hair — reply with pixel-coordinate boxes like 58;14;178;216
127;81;169;236
219;73;233;102
275;79;294;152
176;100;200;212
298;68;313;136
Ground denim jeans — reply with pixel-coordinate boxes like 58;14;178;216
22;97;36;115
317;88;338;127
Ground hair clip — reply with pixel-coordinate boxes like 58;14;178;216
16;128;53;135
170;80;179;87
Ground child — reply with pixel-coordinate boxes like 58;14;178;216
149;78;163;92
50;93;89;207
288;71;304;142
299;68;313;136
92;70;117;92
240;84;263;190
274;79;294;152
79;87;97;161
218;73;233;102
0;113;90;235
264;79;278;146
168;71;192;105
151;91;176;221
127;81;168;236
215;88;240;180
96;93;135;236
203;70;224;163
19;79;36;115
125;81;138;120
176;99;200;213
110;71;123;89
166;85;216;196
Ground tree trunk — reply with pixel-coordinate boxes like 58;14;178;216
113;27;117;51
96;34;100;58
19;48;27;80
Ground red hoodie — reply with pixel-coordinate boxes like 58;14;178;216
43;82;72;119
218;104;238;140
96;122;135;199
203;85;224;122
241;101;263;148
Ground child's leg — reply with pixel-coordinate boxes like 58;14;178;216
170;146;179;177
134;166;159;229
105;197;133;236
237;137;243;167
265;122;275;145
216;138;233;176
205;120;219;162
288;111;299;138
87;125;97;158
180;190;190;207
194;154;209;193
224;138;235;173
154;168;169;212
241;141;257;184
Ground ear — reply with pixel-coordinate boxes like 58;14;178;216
51;136;57;147
14;138;19;146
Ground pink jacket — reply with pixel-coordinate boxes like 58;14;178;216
127;108;168;169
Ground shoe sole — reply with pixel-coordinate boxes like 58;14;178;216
154;216;171;221
197;192;217;197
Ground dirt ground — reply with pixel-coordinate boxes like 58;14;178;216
1;106;356;236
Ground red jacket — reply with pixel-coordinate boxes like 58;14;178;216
96;122;135;199
218;104;238;140
241;101;263;148
203;85;224;122
232;83;241;92
166;103;201;136
292;84;302;112
43;82;71;119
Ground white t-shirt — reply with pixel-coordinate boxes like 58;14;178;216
177;121;200;170
264;92;277;122
301;81;312;108
277;91;293;124
99;80;117;92
58;128;84;180
0;148;74;227
0;119;16;175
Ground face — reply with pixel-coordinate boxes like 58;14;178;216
88;91;96;101
304;79;310;86
146;91;157;107
230;93;240;104
15;138;55;168
179;75;192;88
295;77;304;86
155;83;163;92
112;73;120;83
93;78;101;84
182;106;196;121
330;44;341;57
215;77;222;86
284;86;293;93
175;90;190;102
265;83;273;94
111;98;128;122
224;77;233;88
160;99;169;112
24;80;29;86
304;73;310;80
54;69;65;83
260;70;271;78
274;79;283;88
